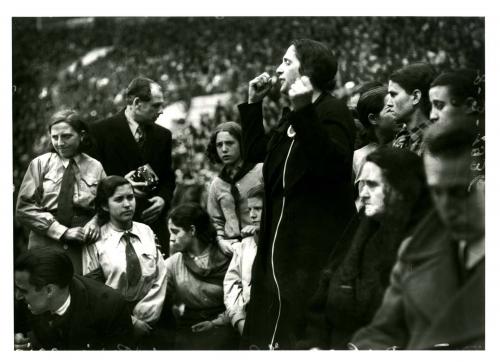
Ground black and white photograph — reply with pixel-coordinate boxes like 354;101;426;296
3;0;496;357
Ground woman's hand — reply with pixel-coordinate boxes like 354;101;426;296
191;320;215;333
83;219;100;244
248;72;273;104
241;225;258;237
218;239;237;255
289;76;314;111
62;227;86;244
133;319;152;337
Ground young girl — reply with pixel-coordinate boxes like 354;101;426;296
165;203;239;349
205;122;263;254
83;176;167;342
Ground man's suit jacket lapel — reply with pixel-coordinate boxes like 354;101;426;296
404;231;485;349
110;112;144;167
141;124;161;163
416;259;485;349
64;277;92;348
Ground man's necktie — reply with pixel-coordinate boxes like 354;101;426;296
56;159;76;227
123;232;141;296
136;125;145;149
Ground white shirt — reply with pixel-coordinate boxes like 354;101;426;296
54;293;71;316
124;108;142;142
83;221;167;324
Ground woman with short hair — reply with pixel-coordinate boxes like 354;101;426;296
16;109;105;274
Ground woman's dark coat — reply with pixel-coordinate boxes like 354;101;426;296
238;93;356;349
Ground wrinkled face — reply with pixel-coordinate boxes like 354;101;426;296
104;184;136;229
216;131;241;167
358;161;387;219
424;152;485;241
50;122;82;159
276;45;302;95
168;219;194;252
429;85;469;123
14;271;51;315
386;81;415;124
247;197;263;226
134;83;164;124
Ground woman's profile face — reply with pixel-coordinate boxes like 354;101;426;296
168;219;194;252
50;121;82;159
216;131;241;167
276;45;301;95
104;183;136;229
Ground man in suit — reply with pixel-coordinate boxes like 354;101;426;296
14;247;134;350
350;119;484;350
88;77;175;254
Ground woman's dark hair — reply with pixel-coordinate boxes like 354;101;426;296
47;109;91;152
365;147;430;218
356;86;387;130
389;62;436;116
95;176;133;224
290;39;338;92
205;121;242;164
15;247;74;290
168;203;217;247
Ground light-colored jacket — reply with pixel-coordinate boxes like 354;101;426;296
16;152;105;249
223;235;258;327
83;222;167;325
207;163;263;241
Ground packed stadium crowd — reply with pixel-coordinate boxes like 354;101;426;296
13;17;484;351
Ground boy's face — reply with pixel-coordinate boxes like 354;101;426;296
247;197;263;226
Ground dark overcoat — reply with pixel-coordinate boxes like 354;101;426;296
238;93;357;349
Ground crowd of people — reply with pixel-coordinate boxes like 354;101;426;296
13;17;485;351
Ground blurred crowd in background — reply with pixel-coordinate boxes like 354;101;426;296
12;16;484;250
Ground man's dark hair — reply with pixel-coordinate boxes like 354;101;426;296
14;247;74;290
125;77;157;105
205;121;242;164
389;63;436;116
423;118;476;158
291;39;338;92
95;176;132;224
430;69;484;111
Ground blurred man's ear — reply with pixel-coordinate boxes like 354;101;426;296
465;97;478;114
132;97;141;109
